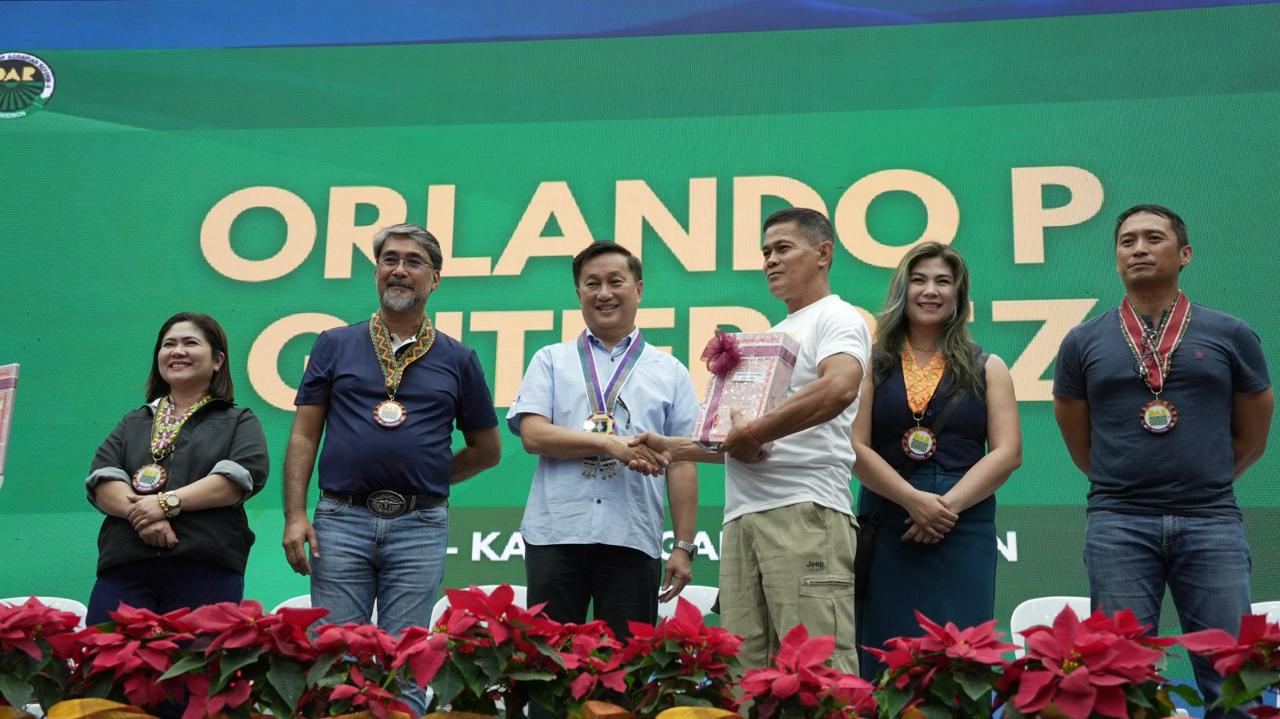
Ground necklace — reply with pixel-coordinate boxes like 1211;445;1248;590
131;394;212;493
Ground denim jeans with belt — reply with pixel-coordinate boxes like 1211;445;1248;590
1085;510;1252;719
310;493;449;715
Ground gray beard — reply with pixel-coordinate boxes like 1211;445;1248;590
380;288;421;312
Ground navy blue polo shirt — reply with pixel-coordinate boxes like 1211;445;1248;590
1053;303;1270;518
295;320;497;497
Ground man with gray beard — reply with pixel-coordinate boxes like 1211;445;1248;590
282;222;500;714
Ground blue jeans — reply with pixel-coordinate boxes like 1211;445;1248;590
310;494;448;715
1085;511;1252;719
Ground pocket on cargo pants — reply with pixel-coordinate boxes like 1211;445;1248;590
798;573;858;674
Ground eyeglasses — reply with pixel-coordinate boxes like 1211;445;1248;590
378;254;433;272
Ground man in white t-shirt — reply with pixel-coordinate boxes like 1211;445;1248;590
634;208;870;673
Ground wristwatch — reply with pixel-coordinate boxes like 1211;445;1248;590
672;540;697;560
158;491;182;518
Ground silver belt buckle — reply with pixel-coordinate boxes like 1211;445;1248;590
367;490;408;517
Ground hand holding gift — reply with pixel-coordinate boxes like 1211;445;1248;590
720;408;768;463
692;330;799;453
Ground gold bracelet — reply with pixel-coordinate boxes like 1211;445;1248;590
158;491;178;518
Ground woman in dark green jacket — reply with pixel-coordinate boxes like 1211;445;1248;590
85;311;268;624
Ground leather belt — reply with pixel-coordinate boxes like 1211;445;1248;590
321;489;447;518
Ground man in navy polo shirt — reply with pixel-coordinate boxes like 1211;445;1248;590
282;222;500;709
1053;204;1272;718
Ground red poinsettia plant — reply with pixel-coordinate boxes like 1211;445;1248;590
52;604;195;711
866;611;1014;719
1179;613;1280;718
0;597;83;709
305;620;417;718
739;623;876;719
152;599;347;719
396;583;571;717
996;606;1189;719
547;619;628;713
621;597;743;717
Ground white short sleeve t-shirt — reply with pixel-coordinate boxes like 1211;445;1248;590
723;294;872;523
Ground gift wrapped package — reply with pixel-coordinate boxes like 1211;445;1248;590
693;331;799;451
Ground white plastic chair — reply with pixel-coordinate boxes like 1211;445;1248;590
1251;602;1280;708
1250;600;1280;624
271;593;313;613
1008;595;1090;657
658;584;718;620
1;596;89;629
429;584;528;627
272;593;377;623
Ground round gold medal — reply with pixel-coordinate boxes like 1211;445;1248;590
132;463;168;493
1139;398;1177;434
373;399;407;428
901;426;937;460
583;412;615;435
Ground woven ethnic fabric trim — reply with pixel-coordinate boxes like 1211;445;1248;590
900;345;945;416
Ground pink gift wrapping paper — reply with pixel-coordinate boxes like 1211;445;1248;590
693;332;799;451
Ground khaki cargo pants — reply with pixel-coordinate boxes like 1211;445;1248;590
719;501;858;673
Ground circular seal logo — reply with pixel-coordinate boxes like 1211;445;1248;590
0;52;55;119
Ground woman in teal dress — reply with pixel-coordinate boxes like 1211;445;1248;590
851;242;1021;680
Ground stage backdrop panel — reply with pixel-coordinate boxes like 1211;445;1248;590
1;5;1277;683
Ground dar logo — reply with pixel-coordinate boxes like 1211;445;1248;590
0;52;55;119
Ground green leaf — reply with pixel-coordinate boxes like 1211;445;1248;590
305;652;340;686
649;648;676;667
1166;682;1204;707
956;671;992;702
1217;669;1275;711
32;675;67;713
267;654;307;710
0;674;33;710
214;646;266;693
506;670;556;681
875;686;909;719
925;674;958;703
1218;673;1248;704
918;703;954;719
85;672;116;699
453;654;485;696
1239;665;1280;696
673;693;712;707
159;653;211;681
1125;685;1154;709
431;660;467;706
475;649;503;681
529;637;569;669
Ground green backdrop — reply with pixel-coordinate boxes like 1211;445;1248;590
1;6;1277;678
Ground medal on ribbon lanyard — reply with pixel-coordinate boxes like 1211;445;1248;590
577;330;646;477
1120;291;1190;434
900;346;945;461
369;311;435;428
133;395;212;493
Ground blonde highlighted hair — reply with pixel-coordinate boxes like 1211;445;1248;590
871;242;982;394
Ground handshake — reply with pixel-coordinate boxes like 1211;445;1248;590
609;408;768;476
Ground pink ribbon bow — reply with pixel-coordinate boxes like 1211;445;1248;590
701;330;742;377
